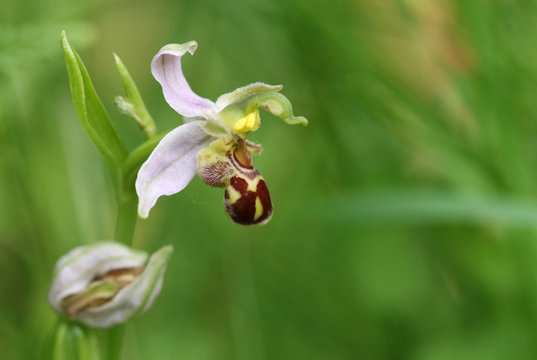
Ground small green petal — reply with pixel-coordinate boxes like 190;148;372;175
219;91;308;131
215;82;283;111
250;91;308;126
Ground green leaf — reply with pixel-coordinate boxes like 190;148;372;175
317;190;537;229
60;31;127;186
113;53;157;139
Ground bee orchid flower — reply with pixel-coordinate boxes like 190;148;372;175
136;41;308;225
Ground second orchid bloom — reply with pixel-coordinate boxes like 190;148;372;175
136;41;308;225
49;242;173;328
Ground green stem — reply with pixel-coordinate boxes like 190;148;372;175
75;325;101;360
114;195;138;246
109;194;137;359
106;325;126;360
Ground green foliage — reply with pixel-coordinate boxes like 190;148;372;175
4;0;537;359
113;54;157;139
60;32;161;203
60;31;127;189
60;31;164;246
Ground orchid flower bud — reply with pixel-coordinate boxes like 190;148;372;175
48;242;173;328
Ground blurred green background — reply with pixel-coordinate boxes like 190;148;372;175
4;0;537;358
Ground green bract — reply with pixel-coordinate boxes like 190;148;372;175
60;31;127;188
113;53;156;139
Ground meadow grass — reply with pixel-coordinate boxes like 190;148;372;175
2;0;537;358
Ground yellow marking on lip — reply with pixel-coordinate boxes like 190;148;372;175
254;197;263;221
246;176;261;192
226;184;241;205
233;110;260;133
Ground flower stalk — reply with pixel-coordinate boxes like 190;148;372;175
45;321;101;360
114;194;138;246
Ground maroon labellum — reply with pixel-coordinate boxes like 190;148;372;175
224;170;273;226
197;139;273;225
224;140;273;225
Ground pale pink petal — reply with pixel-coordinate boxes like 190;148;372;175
136;121;212;218
151;42;217;118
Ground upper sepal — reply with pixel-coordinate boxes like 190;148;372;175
151;41;217;118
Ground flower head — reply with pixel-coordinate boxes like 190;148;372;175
48;242;173;328
136;41;307;225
